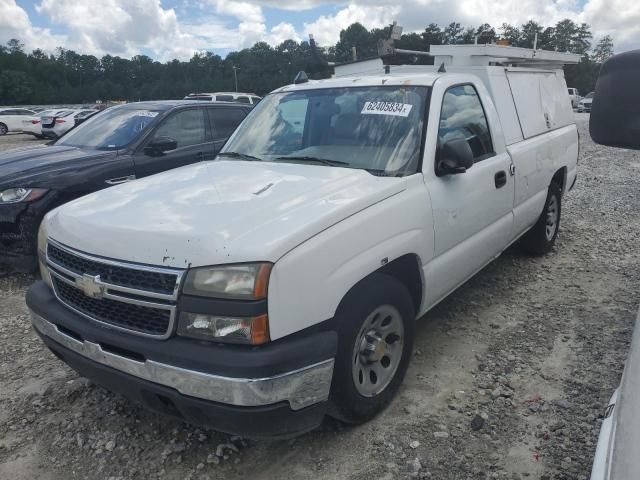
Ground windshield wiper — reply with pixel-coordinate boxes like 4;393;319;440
218;151;263;162
274;156;349;167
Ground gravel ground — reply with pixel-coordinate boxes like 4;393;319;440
0;132;47;152
1;117;639;480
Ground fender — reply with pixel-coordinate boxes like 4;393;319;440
267;174;434;340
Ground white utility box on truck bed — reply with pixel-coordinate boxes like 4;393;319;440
28;45;579;437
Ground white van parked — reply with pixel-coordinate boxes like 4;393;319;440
28;45;579;437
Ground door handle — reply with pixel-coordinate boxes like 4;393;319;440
494;171;507;189
105;175;136;185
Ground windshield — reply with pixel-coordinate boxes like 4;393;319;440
586;92;595;99
56;106;161;150
221;86;429;176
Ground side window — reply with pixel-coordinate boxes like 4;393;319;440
251;97;261;104
236;96;251;104
152;109;206;148
216;95;234;102
438;84;494;162
208;108;246;140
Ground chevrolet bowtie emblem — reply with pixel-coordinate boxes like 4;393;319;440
76;274;105;299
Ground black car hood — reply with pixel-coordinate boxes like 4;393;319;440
0;144;119;189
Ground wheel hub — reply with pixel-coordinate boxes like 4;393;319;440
351;305;404;397
360;331;386;363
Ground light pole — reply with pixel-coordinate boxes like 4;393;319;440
232;65;239;92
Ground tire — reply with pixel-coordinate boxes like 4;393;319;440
328;273;415;424
519;181;562;255
0;123;7;135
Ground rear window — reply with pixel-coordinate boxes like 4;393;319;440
216;95;234;102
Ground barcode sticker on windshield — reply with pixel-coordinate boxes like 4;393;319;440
361;101;413;117
136;111;159;117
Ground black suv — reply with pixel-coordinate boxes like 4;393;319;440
0;100;251;271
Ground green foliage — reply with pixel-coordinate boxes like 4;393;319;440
0;18;611;105
592;35;614;64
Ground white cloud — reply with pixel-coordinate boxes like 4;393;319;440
36;0;195;60
1;0;638;60
209;0;299;48
270;22;301;44
0;0;65;52
580;0;640;52
304;4;400;46
212;0;264;24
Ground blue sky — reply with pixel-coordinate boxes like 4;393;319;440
0;0;636;61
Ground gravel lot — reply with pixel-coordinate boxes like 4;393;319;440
1;116;639;480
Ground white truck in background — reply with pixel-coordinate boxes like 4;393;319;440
28;45;579;437
568;87;581;108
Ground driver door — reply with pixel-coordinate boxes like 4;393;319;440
423;82;514;306
133;107;211;179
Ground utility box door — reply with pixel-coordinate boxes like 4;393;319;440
506;70;573;139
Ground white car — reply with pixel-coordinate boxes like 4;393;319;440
578;92;594;113
41;109;96;138
183;92;261;105
0;107;41;136
28;45;579;437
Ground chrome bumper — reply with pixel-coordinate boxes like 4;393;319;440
31;311;334;411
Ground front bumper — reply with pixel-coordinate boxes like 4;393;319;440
0;203;39;271
27;281;337;437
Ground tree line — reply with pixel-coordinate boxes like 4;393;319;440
0;19;614;105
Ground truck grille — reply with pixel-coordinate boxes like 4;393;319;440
53;278;171;335
48;243;177;296
46;240;183;338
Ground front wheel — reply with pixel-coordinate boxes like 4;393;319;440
519;182;562;255
0;123;7;135
329;273;415;424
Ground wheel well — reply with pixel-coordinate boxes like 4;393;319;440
552;167;567;194
376;254;423;314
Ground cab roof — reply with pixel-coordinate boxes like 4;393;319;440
272;71;444;94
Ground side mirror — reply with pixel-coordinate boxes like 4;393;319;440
590;50;640;150
144;136;177;155
436;139;474;176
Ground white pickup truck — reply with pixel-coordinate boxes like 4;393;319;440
27;45;579;437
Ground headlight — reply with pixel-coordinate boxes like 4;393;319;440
177;312;269;344
37;220;53;289
183;263;272;300
0;188;48;204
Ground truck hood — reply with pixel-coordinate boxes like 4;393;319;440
46;160;405;268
